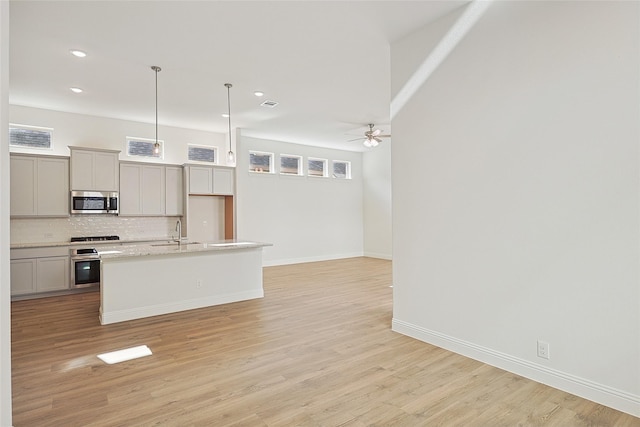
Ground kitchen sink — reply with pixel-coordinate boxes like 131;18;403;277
151;241;202;247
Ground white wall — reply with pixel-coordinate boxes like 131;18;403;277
0;1;12;425
363;143;392;259
187;196;225;242
391;1;639;417
237;135;363;265
9;105;227;166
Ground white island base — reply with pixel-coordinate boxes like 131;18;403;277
100;246;265;325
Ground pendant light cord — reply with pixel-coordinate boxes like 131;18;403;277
225;83;234;162
151;66;161;152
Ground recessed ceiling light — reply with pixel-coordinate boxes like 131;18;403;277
221;113;229;118
97;345;152;364
254;91;264;97
70;49;87;58
70;87;83;93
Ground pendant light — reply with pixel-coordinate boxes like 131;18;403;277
151;65;161;155
225;83;235;164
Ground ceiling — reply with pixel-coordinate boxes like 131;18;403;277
9;1;467;151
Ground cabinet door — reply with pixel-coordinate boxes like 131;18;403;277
10;156;37;216
37;157;69;216
94;151;119;191
189;166;213;194
70;150;95;191
165;166;184;216
10;259;37;295
213;168;234;195
119;163;142;215
36;257;69;292
141;165;165;215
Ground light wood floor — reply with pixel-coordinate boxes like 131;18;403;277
11;257;639;426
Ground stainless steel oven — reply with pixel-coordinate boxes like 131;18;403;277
70;248;101;288
69;235;119;289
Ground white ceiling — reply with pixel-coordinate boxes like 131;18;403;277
9;1;467;151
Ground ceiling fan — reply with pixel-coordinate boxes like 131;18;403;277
348;124;391;148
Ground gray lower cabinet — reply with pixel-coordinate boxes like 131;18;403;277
10;247;70;296
10;259;36;295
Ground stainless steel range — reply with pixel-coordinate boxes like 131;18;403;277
70;235;120;288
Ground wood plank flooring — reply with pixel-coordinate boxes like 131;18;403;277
11;257;640;426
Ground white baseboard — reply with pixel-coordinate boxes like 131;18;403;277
100;290;264;325
363;251;392;260
392;318;640;418
263;252;364;267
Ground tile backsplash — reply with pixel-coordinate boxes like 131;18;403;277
11;216;180;244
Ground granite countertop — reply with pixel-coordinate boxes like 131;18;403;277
98;240;272;259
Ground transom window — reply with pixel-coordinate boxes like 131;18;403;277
280;154;302;176
308;158;328;178
332;160;351;179
126;137;162;158
249;151;274;173
188;145;217;164
9;124;53;150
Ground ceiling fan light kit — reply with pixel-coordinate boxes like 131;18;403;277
349;123;390;148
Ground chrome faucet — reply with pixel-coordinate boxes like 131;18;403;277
175;219;182;243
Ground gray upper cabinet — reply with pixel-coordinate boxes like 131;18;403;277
165;166;184;216
188;166;213;194
119;162;182;216
69;147;120;191
10;154;69;217
119;163;144;215
213;167;234;195
187;165;234;196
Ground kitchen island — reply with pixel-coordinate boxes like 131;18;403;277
98;240;271;325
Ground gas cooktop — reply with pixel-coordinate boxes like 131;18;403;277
70;235;120;242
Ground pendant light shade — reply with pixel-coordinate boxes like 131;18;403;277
225;83;235;164
151;66;161;155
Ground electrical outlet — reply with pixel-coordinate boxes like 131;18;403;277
537;340;550;360
196;279;202;288
44;232;53;239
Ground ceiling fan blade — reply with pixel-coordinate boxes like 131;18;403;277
371;129;382;137
378;134;391;138
347;137;365;142
374;137;382;143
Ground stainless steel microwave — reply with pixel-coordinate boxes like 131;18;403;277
70;191;119;214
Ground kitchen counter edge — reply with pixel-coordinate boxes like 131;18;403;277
98;240;272;259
